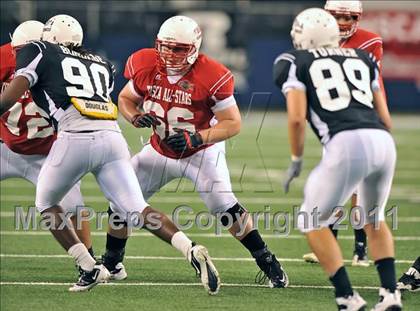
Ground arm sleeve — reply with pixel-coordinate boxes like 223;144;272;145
14;42;46;88
273;53;306;96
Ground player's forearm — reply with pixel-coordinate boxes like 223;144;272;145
118;95;142;123
198;119;241;144
0;76;29;115
288;120;305;158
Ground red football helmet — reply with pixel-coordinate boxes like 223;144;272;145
155;16;202;76
324;1;362;39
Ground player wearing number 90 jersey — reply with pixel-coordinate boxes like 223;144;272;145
1;14;152;292
0;20;96;281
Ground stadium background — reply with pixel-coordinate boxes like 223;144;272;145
1;0;419;111
1;1;419;310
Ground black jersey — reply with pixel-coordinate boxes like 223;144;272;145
14;41;114;123
273;48;386;144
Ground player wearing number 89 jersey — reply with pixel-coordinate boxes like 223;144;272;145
273;45;386;143
274;8;400;310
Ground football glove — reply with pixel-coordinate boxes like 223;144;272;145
283;159;302;193
166;128;203;152
131;113;160;128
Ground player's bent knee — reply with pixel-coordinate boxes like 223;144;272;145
219;202;247;226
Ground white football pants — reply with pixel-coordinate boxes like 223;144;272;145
297;129;396;233
35;131;148;219
110;143;238;215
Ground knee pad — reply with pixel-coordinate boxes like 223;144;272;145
107;206;128;227
220;203;247;226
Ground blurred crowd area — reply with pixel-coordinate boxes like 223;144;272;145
1;0;419;111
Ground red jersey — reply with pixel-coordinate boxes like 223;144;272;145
0;43;55;155
340;28;383;65
125;48;234;159
340;28;386;98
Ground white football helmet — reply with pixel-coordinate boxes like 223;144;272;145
156;15;202;75
324;0;362;38
291;8;339;50
11;20;44;48
42;14;83;47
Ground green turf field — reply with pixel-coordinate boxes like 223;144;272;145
1;113;419;310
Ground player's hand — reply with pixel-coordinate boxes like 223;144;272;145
131;113;160;128
166;128;204;152
283;159;302;193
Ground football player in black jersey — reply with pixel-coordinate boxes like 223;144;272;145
1;15;111;292
273;8;401;311
0;14;221;295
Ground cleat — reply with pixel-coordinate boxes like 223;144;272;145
101;250;128;281
352;243;370;267
188;244;220;295
336;291;367;311
371;288;402;311
109;262;128;281
303;252;319;264
397;267;420;292
69;264;110;292
255;251;289;288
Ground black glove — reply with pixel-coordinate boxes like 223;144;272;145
166;128;204;152
283;158;302;193
131;113;160;128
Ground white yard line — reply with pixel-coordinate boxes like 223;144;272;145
0;281;380;290
0;195;302;204
1;230;419;240
2;194;420;204
0;253;414;264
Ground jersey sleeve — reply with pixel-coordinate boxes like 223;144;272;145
14;41;46;88
203;58;236;112
273;52;306;96
123;50;152;98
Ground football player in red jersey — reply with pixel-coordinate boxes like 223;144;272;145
0;21;94;258
103;15;289;288
303;0;387;267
